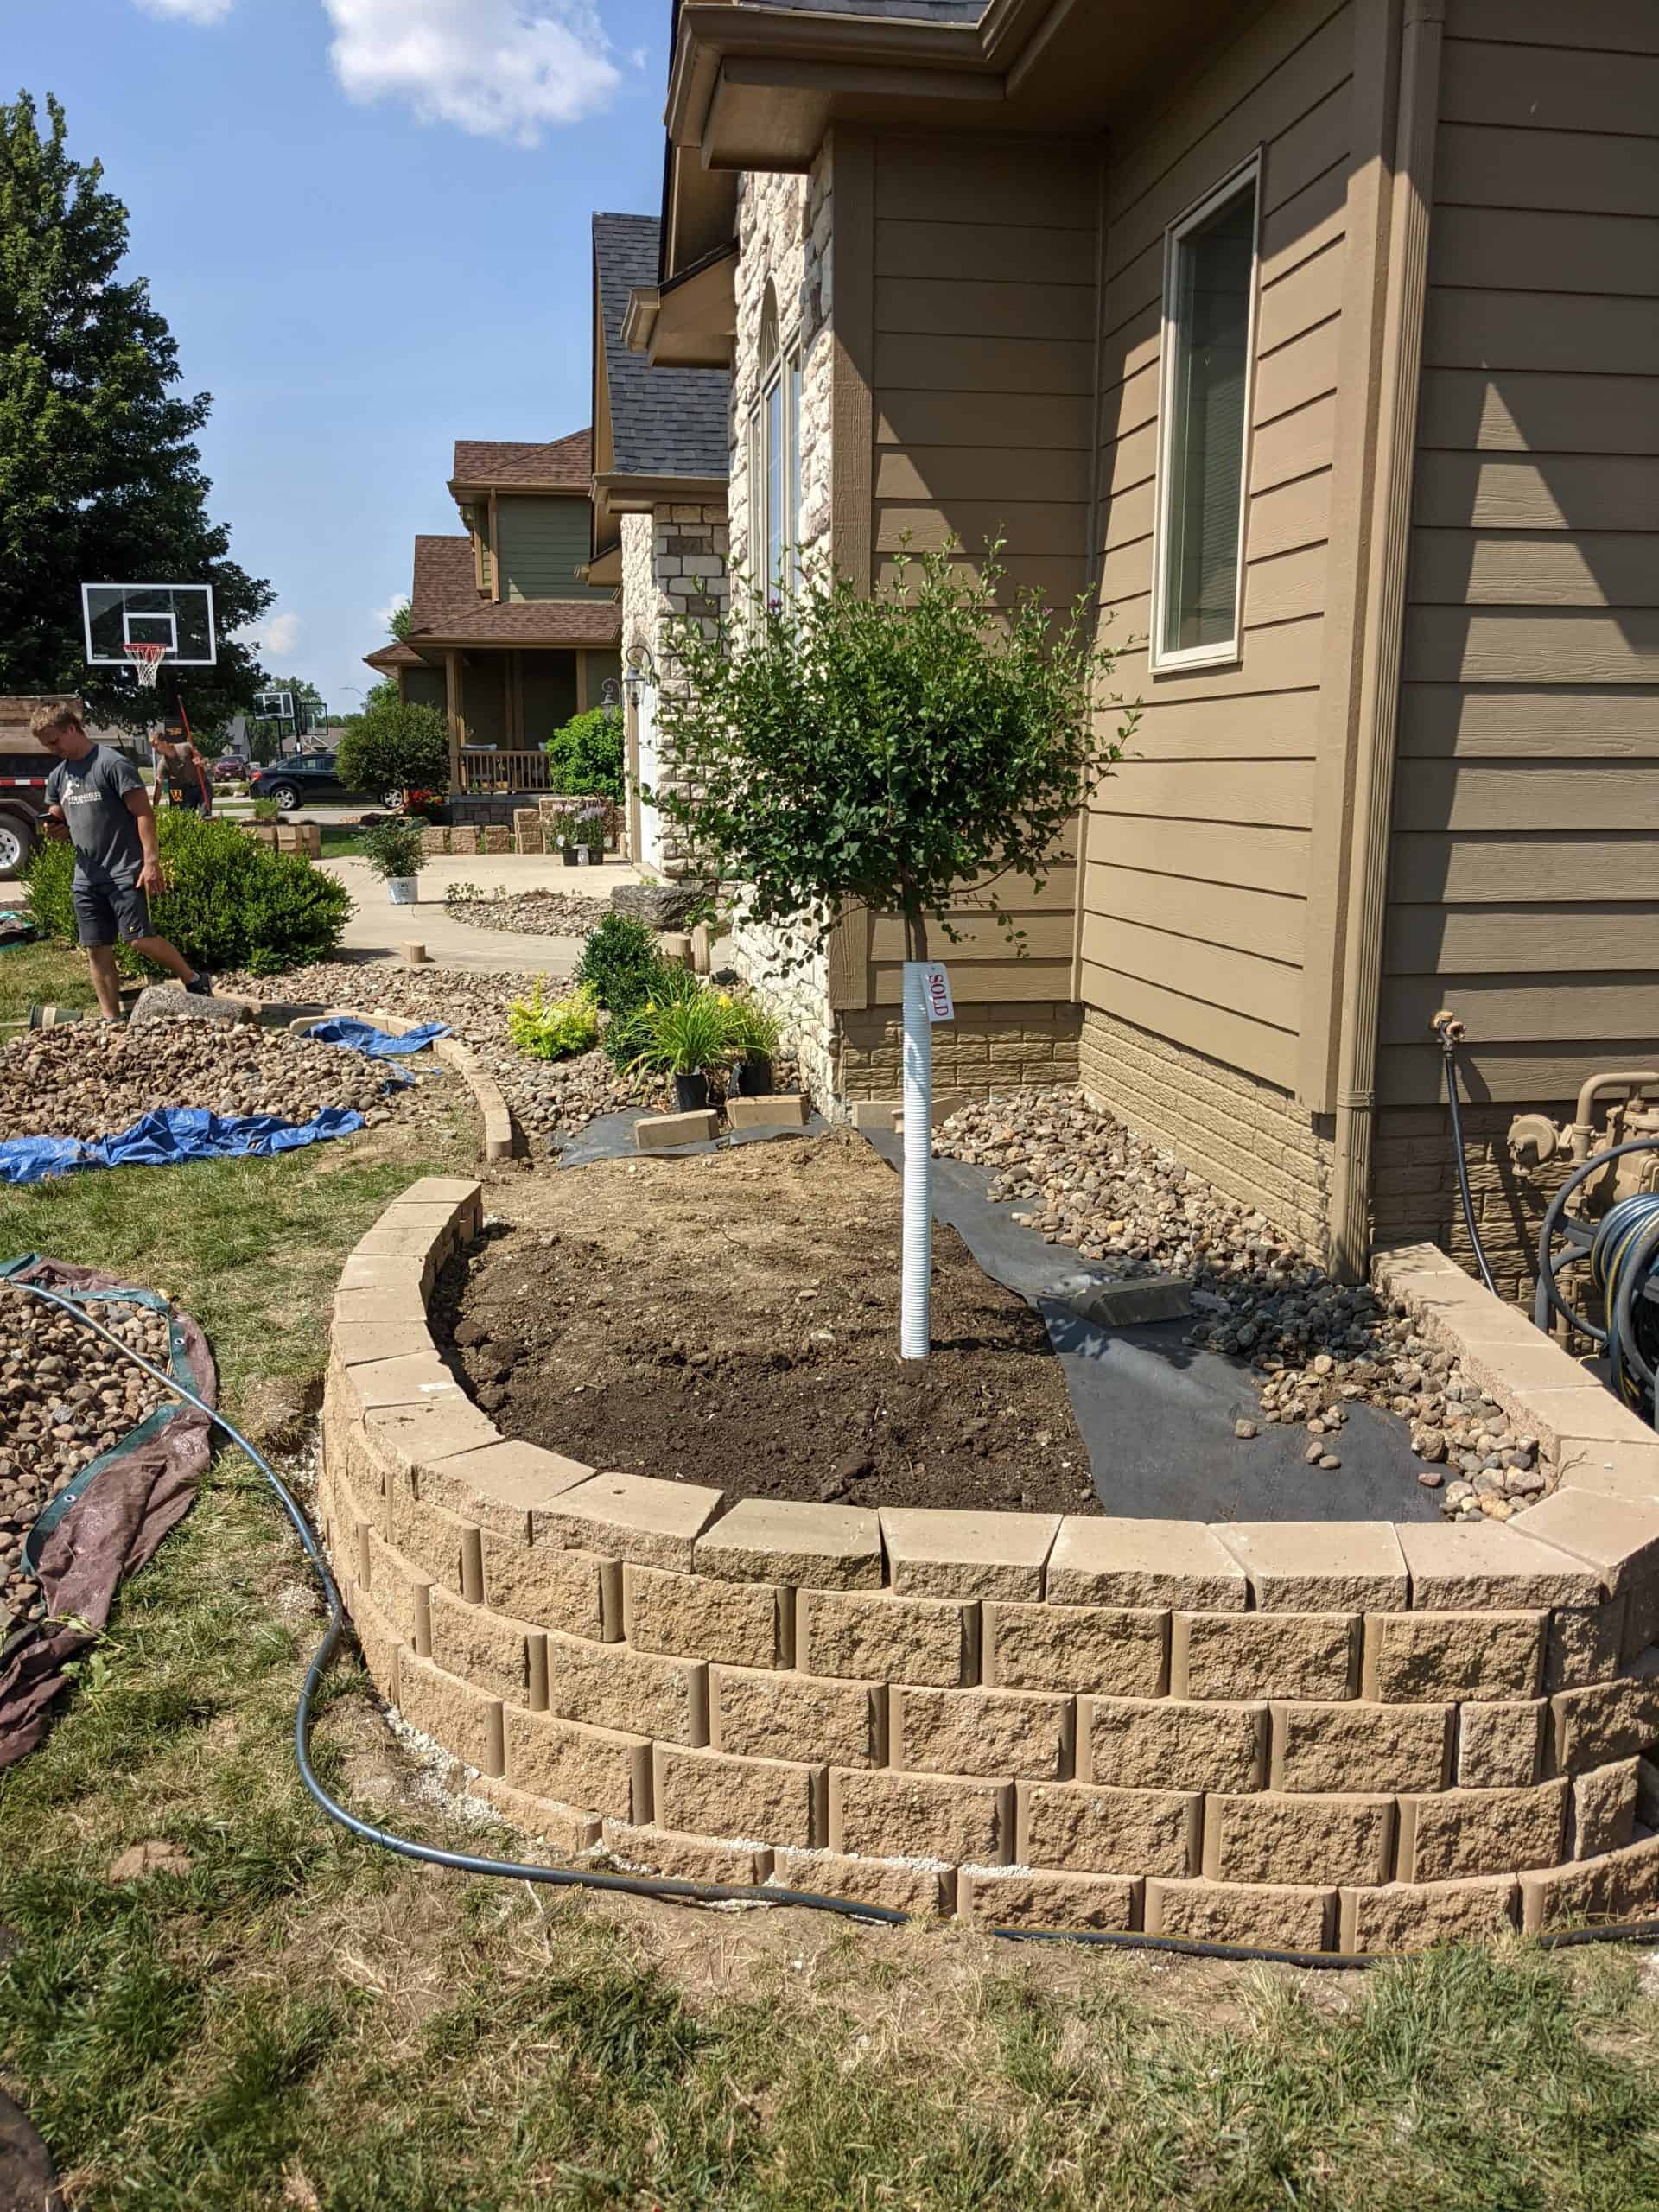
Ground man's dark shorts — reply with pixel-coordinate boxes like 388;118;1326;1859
73;877;151;948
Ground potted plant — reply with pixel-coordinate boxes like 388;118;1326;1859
575;805;607;866
546;808;579;868
626;984;730;1112
360;815;427;906
722;995;781;1096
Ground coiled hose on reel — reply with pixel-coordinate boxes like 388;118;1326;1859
1590;1193;1659;1422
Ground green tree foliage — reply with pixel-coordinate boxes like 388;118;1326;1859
334;696;450;800
387;600;413;641
0;92;273;729
25;811;351;976
652;545;1137;959
543;706;624;803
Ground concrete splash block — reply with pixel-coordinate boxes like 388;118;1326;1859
1069;1276;1193;1329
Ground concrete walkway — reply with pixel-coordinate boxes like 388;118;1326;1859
321;855;643;972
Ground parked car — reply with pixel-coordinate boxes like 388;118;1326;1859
213;753;250;781
246;753;397;812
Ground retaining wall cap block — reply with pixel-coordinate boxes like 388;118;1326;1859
545;1471;724;1572
1338;1874;1519;1955
334;1284;430;1330
1144;1876;1334;1954
957;1866;1140;1933
364;1399;504;1478
424;1440;595;1529
338;1251;428;1296
1217;1522;1408;1613
880;1509;1060;1602
334;1323;435;1368
635;1109;718;1151
1513;1385;1659;1462
1046;1518;1248;1611
1545;1442;1659;1504
726;1094;809;1130
397;1174;483;1218
1514;1489;1659;1595
343;1353;468;1415
1372;1242;1465;1290
1395;1522;1606;1611
696;1498;883;1589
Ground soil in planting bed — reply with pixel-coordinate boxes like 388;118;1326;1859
432;1128;1097;1514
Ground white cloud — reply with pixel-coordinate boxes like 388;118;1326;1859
323;0;620;144
256;611;302;658
134;0;235;22
374;594;410;632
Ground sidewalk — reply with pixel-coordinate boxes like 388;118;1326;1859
321;854;643;972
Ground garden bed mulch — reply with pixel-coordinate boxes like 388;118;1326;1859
431;1128;1096;1514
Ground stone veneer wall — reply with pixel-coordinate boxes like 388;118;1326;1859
839;1003;1082;1105
319;1179;1659;1954
1375;1101;1585;1311
620;503;730;884
1080;1008;1336;1262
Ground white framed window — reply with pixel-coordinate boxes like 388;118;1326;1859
750;287;802;596
1149;153;1262;671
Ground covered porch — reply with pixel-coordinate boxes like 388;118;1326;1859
366;639;623;794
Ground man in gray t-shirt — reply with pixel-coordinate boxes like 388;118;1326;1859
35;705;210;1017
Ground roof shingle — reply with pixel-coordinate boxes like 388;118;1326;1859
594;213;730;482
406;534;620;649
746;0;982;18
451;430;593;489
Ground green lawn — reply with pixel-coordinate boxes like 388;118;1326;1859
4;1132;1659;2208
0;939;97;1027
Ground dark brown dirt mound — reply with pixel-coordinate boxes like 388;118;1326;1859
431;1129;1096;1515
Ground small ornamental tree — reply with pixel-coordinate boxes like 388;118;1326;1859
650;543;1138;1357
334;696;451;802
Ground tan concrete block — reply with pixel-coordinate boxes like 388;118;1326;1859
1081;1697;1266;1793
1215;1522;1408;1613
601;1821;772;1887
420;1439;594;1535
336;1249;429;1299
798;1587;975;1687
1573;1758;1639;1859
697;1498;882;1590
892;1686;1072;1782
1551;1651;1659;1770
770;1847;954;1918
1016;1779;1198;1878
334;1323;437;1368
1203;1791;1395;1886
396;1650;504;1777
1457;1701;1545;1789
429;1586;537;1705
1509;1383;1659;1463
397;1174;483;1235
725;1094;809;1129
362;1527;430;1651
710;1665;883;1766
1397;1522;1605;1611
957;1866;1139;1933
1546;1440;1659;1506
880;1509;1060;1601
541;1471;724;1573
1546;1599;1629;1693
1338;1875;1519;1955
543;1628;707;1746
485;1536;617;1641
1363;1611;1545;1702
339;1351;465;1417
983;1602;1166;1696
365;1399;503;1483
503;1709;651;1823
387;1476;469;1592
634;1109;717;1149
1517;1490;1659;1657
1270;1700;1452;1794
1520;1831;1659;1933
1398;1779;1567;1881
829;1767;1014;1865
344;1577;404;1700
1144;1877;1333;1953
334;1282;431;1331
469;1773;601;1855
1046;1519;1247;1610
624;1564;788;1668
653;1742;824;1848
1173;1612;1358;1702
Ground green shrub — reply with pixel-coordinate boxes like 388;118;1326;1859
507;982;601;1062
359;817;427;882
575;913;661;1013
723;994;780;1062
334;697;451;800
24;813;352;977
601;963;700;1075
622;983;732;1079
543;708;624;804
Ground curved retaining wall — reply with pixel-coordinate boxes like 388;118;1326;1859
282;1007;513;1161
318;1179;1659;1952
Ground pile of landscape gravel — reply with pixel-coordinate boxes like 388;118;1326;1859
0;1285;175;1634
938;1090;1551;1520
0;1018;434;1142
443;887;611;938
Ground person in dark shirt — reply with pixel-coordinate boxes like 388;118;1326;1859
33;705;212;1018
151;731;212;814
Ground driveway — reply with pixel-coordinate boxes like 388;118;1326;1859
321;854;645;972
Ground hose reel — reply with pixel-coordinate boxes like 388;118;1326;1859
1533;1142;1659;1429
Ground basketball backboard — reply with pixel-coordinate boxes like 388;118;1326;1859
82;583;218;668
254;690;296;721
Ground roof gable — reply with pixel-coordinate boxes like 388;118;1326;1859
451;430;593;490
593;212;730;482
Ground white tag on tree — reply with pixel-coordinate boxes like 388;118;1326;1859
923;963;954;1022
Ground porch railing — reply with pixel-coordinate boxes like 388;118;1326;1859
454;748;556;795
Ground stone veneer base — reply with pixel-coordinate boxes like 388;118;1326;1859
317;1179;1659;1954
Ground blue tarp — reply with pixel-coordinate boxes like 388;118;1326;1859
0;1104;365;1186
305;1018;450;1058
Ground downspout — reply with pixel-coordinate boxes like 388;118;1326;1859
1071;135;1112;1008
1328;0;1445;1282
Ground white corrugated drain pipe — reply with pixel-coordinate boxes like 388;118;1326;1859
900;958;933;1359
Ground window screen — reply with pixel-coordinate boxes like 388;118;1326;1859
1159;173;1258;660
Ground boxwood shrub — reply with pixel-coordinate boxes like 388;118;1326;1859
25;813;353;976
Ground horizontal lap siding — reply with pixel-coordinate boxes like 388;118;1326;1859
1382;4;1659;1108
867;134;1097;1008
1084;0;1353;1093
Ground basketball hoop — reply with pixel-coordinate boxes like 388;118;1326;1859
124;642;168;690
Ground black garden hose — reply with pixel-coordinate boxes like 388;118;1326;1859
13;1277;1659;1970
1435;1018;1497;1296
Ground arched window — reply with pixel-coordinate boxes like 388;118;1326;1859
750;285;801;593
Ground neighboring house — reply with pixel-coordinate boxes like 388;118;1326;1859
365;432;621;792
589;212;731;878
633;0;1659;1291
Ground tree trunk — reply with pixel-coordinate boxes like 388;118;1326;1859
899;901;931;1360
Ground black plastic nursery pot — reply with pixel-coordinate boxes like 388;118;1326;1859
733;1056;774;1097
561;849;577;868
673;1072;710;1112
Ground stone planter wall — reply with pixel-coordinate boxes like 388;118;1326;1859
318;1179;1659;1953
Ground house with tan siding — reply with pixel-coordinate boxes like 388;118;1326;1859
618;0;1658;1293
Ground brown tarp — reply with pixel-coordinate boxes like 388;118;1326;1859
0;1259;217;1769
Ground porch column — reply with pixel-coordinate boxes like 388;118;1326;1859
575;651;590;715
446;651;465;790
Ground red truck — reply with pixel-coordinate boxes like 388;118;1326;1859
0;695;73;881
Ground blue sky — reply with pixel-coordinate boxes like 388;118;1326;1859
9;0;670;720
